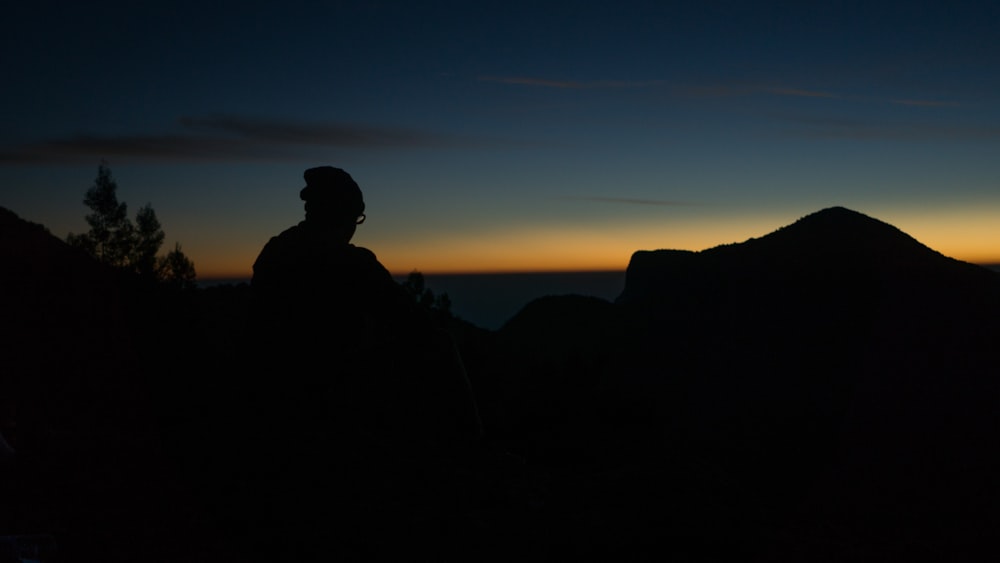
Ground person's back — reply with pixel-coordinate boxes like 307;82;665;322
252;219;412;373
243;166;489;559
250;167;481;449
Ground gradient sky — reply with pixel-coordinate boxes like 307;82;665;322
3;0;999;278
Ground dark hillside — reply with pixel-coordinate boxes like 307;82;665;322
487;295;633;464
4;204;998;561
610;206;1000;560
0;207;228;562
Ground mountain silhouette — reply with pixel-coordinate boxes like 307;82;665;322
605;206;1000;560
618;206;993;306
0;206;137;437
0;207;229;562
4;203;999;561
483;206;1000;560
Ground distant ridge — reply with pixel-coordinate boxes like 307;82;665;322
717;206;954;265
617;206;992;305
602;206;1000;553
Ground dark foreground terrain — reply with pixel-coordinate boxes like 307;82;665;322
2;206;999;562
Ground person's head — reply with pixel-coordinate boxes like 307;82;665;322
300;166;366;240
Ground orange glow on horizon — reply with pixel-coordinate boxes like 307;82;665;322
191;211;1000;280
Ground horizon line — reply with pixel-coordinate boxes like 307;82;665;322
196;262;1000;283
196;268;631;283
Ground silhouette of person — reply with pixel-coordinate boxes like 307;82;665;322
251;165;482;450
246;167;487;559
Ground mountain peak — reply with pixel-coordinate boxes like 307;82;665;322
768;206;899;239
712;206;942;266
617;206;986;306
807;205;866;217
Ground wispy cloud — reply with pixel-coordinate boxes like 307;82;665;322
679;82;969;106
0;116;503;165
764;87;839;99
484;76;840;99
177;116;460;148
486;76;962;111
784;116;1000;141
673;84;755;98
673;82;842;100
565;196;697;206
890;98;962;107
479;75;665;89
0;134;271;164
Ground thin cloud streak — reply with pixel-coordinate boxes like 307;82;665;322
0;135;276;164
785;116;1000;141
0;116;512;165
484;76;841;99
890;99;962;107
674;83;841;99
679;83;962;106
479;76;665;89
487;76;959;110
764;87;839;99
178;116;458;147
566;196;698;206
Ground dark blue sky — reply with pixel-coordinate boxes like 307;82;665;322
3;0;999;276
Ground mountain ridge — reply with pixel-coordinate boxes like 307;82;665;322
617;205;996;306
3;204;1000;561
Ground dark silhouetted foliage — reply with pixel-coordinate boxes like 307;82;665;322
133;203;165;276
157;242;197;289
67;161;194;283
401;270;453;316
66;161;132;266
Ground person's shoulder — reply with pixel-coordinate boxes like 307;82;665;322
346;245;391;272
253;223;306;267
274;222;307;241
347;244;379;261
265;223;312;250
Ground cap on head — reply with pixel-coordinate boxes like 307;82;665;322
300;166;365;220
